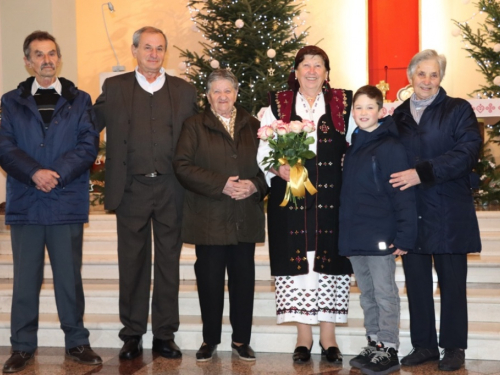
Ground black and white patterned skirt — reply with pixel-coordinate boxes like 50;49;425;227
274;251;351;324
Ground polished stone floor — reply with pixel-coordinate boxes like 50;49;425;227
1;347;499;375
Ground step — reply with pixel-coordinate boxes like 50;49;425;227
0;232;271;256
2;280;500;325
2;254;500;283
476;210;500;231
0;313;498;360
0;253;274;281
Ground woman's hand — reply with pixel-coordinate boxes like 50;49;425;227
222;176;257;200
389;168;421;191
231;180;257;200
392;249;407;256
270;164;290;182
222;176;240;197
389;244;407;256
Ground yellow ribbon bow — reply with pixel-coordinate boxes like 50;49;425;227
278;158;318;207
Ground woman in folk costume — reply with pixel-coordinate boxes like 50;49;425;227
257;46;353;363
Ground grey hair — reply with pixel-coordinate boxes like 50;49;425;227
407;49;447;82
23;30;61;59
132;26;167;48
206;69;239;94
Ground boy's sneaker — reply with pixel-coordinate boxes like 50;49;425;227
361;344;400;375
349;338;377;369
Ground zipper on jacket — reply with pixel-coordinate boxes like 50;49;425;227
372;155;380;192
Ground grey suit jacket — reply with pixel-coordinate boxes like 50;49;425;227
94;71;198;211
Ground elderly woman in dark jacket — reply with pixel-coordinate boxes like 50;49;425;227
173;69;268;363
389;50;482;372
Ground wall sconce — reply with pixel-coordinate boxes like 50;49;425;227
102;2;125;72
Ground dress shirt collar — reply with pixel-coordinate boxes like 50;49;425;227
134;67;166;94
31;77;62;96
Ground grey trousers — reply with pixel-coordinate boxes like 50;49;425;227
350;254;400;348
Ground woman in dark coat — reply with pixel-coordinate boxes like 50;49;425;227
257;46;353;363
173;69;268;362
389;49;482;372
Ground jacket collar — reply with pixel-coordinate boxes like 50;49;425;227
398;86;447;115
18;76;78;103
351;115;399;152
203;104;250;136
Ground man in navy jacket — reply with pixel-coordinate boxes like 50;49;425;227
0;31;101;373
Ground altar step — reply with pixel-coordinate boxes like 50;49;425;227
0;211;499;360
1;314;500;360
1;253;500;284
0;281;499;360
1;281;500;323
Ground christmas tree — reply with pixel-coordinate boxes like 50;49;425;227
176;0;308;115
453;0;500;99
453;0;500;204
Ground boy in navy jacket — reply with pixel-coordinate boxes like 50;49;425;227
339;86;417;375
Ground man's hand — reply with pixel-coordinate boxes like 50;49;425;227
32;169;60;193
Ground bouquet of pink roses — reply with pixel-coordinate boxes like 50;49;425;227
258;119;318;206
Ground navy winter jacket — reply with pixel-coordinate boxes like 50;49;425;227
339;116;417;256
0;77;99;225
392;88;481;254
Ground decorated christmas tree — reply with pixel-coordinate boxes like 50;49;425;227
453;0;500;99
453;0;500;203
176;0;308;115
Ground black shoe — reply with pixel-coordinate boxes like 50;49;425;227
119;336;143;360
439;348;465;371
292;342;313;363
196;343;217;362
65;345;102;365
401;346;440;366
152;338;182;359
361;344;400;375
231;342;256;361
3;351;34;373
349;338;377;369
319;343;342;363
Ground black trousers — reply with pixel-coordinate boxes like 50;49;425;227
10;224;90;352
116;174;182;341
402;253;468;349
195;243;256;346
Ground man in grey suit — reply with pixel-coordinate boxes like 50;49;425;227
94;26;197;360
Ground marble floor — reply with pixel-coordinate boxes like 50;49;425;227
1;347;499;375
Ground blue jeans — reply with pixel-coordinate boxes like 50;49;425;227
350;255;400;348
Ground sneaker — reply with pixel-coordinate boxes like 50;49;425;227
361;344;400;375
349;338;377;369
438;348;465;371
401;346;440;366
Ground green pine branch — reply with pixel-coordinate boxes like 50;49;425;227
176;0;308;115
